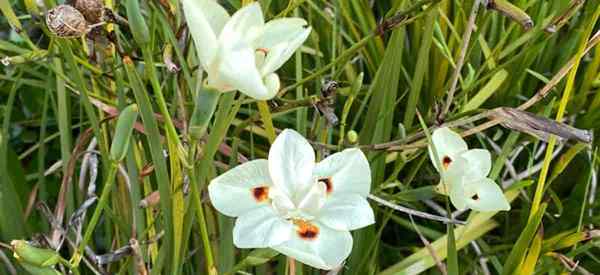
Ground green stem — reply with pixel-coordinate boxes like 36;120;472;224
257;101;276;143
188;142;216;275
72;162;119;267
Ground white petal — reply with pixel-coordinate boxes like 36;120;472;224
269;129;316;203
429;127;468;172
318;194;374;231
233;207;293;248
313;148;371;197
215;39;270;99
208;160;272;217
258;18;310;49
464;178;511;212
181;0;229;69
297;181;327;218
219;2;264;46
259;26;311;75
264;73;280;98
443;157;468;210
460;149;492;179
272;222;352;270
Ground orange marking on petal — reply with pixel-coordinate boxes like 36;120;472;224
318;177;333;194
293;220;319;240
442;156;452;170
251;186;269;202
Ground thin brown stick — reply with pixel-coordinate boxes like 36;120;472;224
441;0;482;119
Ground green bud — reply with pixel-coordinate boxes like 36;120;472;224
11;240;61;267
126;0;150;45
346;130;359;144
189;86;221;140
350;72;364;97
110;104;139;162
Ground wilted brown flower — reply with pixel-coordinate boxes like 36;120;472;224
45;5;88;38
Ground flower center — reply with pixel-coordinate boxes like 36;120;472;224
293;219;319;240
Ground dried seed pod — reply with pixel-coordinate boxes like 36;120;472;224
45;5;88;38
72;0;104;24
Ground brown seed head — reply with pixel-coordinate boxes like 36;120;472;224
72;0;104;24
46;5;88;38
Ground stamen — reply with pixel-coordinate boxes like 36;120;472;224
293;220;319;240
318;177;333;194
251;186;269;202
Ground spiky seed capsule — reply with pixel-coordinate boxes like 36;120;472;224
72;0;104;24
45;5;88;38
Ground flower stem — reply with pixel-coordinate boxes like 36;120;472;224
71;162;119;267
188;141;217;275
257;100;276;143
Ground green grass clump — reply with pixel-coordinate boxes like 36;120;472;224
1;0;600;274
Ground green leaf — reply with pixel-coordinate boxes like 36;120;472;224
502;203;547;275
462;69;508;112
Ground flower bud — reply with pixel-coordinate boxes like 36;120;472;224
45;5;88;38
110;104;139;162
189;86;221;140
125;0;150;45
10;240;61;267
346;130;358;144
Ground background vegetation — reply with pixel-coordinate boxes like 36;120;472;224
1;0;600;274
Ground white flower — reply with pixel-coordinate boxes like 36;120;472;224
208;129;374;269
428;127;510;212
181;0;311;100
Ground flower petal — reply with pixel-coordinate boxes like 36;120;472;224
208;159;273;217
258;20;311;75
181;0;229;69
464;178;511;211
219;2;264;46
269;129;316;203
264;73;280;98
233;207;293;248
272;222;352;270
429;127;468;172
444;156;468;210
313;148;371;197
318;194;374;231
297;181;327;218
460;149;492;179
215;39;270;99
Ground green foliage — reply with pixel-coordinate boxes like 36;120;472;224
1;0;599;274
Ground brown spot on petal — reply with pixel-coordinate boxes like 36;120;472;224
471;194;479;201
318;177;333;194
251;186;269;202
442;156;452;170
294;220;319;240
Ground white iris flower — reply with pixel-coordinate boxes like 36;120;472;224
429;127;510;212
208;129;374;269
181;0;311;100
